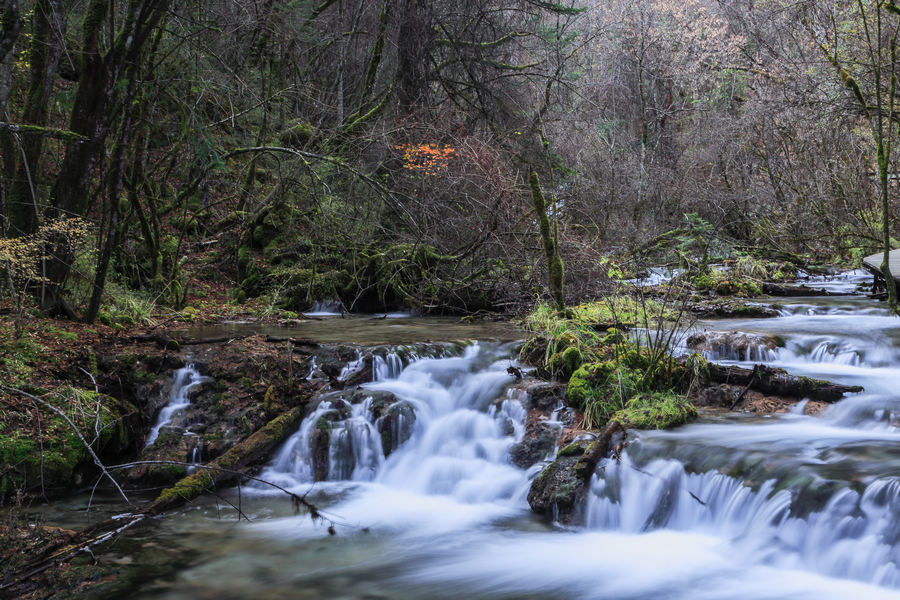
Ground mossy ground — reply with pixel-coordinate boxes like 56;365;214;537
521;298;698;430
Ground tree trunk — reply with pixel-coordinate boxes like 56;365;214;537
41;0;170;315
529;170;565;312
7;0;64;236
0;0;23;233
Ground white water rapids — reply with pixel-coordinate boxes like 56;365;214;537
141;291;900;600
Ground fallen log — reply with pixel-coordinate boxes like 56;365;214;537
762;282;853;297
706;363;862;403
130;332;180;350
264;335;319;346
149;405;305;512
179;333;254;346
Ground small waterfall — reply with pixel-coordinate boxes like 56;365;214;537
304;299;344;316
257;343;525;502
187;442;202;474
585;455;900;588
373;351;404;381
145;364;204;447
338;350;364;381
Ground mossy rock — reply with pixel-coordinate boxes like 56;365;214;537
611;392;697;430
548;345;585;379
567;361;616;410
0;389;133;494
278;119;315;146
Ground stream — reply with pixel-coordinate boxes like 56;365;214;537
38;278;900;599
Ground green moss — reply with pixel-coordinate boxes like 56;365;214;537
278;119;314;145
0;388;131;493
548;345;584;379
154;470;214;505
567;361;616;410
556;442;587;458
611;392;697;429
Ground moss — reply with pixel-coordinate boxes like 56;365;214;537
567;361;616;410
154;470;215;505
548;345;584;379
0;389;131;493
556;442;587;458
278;119;314;146
611;392;697;429
134;370;156;384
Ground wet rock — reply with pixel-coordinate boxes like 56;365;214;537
310;417;331;481
509;421;562;468
528;421;626;524
525;382;565;411
686;331;781;362
376;401;416;457
689;299;779;319
527;440;591;523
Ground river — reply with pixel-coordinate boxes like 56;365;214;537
38;277;900;599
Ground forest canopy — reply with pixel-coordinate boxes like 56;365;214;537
1;0;898;319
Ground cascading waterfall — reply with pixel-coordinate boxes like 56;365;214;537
258;343;531;504
585;456;900;587
145;364;204;446
185;292;900;600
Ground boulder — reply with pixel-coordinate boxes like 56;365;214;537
509;421;562;468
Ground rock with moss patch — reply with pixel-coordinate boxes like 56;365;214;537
526;442;589;523
509;421;562;468
611;392;697;429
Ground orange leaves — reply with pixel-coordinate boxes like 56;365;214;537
395;143;457;176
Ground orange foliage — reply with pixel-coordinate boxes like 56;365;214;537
395;143;457;175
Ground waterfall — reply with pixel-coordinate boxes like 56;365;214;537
257;342;525;503
145;364;204;447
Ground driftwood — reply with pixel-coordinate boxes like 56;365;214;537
264;335;319;346
706;363;862;403
762;282;853;297
131;332;254;349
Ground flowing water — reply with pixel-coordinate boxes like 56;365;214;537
39;284;900;599
145;364;205;447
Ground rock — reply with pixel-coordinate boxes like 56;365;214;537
525;382;565;411
527;421;626;524
526;449;586;523
689;299;779;319
310;417;331;481
686;331;782;362
376;401;416;457
509;421;562;468
763;282;853;297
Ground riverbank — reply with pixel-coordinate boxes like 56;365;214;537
0;267;889;598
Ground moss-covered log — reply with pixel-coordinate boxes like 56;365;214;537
149;406;305;513
705;363;862;403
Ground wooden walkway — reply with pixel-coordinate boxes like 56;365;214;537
863;249;900;284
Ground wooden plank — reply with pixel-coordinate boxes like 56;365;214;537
863;249;900;282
